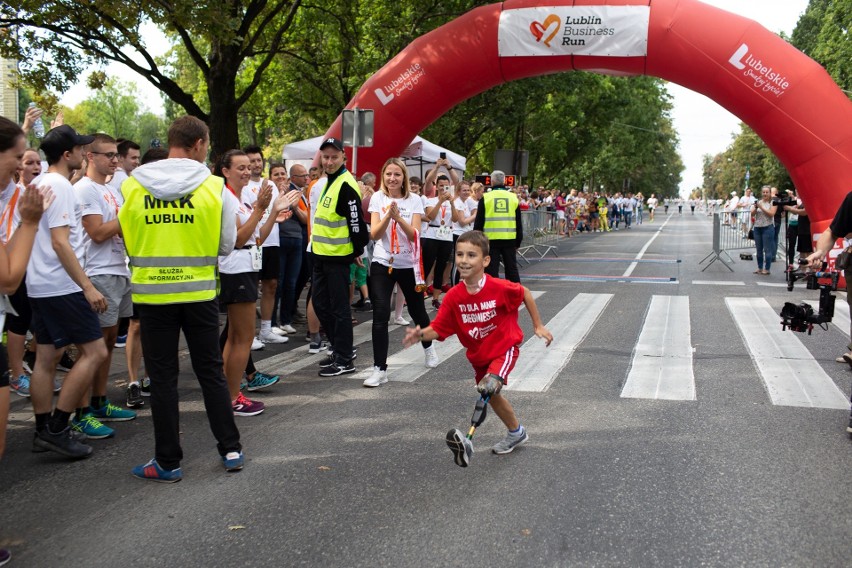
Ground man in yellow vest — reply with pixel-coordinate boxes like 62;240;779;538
474;170;523;283
310;137;367;376
118;115;243;482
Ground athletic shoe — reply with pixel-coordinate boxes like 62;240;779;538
319;350;356;367
141;376;151;397
114;334;127;348
71;414;115;439
90;401;137;422
356;300;373;312
9;374;30;397
847;415;852;434
233;393;265;416
393;316;409;326
131;458;182;483
23;350;35;374
259;330;288;344
57;351;75;372
31;429;87;453
222;451;245;472
424;345;440;368
432;299;442;309
446;428;473;468
53;377;62;393
318;361;356;377
34;426;93;458
492;426;529;454
251;337;264;351
363;366;388;387
308;340;330;354
278;324;297;334
351;298;366;309
246;372;279;391
271;326;287;336
126;383;144;408
0;547;10;566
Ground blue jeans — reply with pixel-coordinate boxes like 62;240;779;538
275;236;303;326
754;225;776;271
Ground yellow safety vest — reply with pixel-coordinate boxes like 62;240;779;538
119;175;223;304
482;189;519;241
311;170;361;256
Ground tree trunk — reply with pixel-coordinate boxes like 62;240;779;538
206;44;242;165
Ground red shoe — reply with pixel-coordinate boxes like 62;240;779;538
441;284;451;293
426;285;434;295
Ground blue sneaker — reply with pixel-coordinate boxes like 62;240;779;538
222;451;245;472
132;458;182;483
71;414;115;439
114;334;127;348
10;374;30;397
90;401;136;422
246;372;279;392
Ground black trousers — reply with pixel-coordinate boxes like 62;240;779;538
369;262;432;369
312;257;354;364
485;243;521;283
138;300;241;470
421;237;453;289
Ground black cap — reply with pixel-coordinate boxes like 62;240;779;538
40;125;95;156
319;137;344;152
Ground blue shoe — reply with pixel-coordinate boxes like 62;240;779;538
246;372;279;392
222;451;244;472
71;414;115;439
132;458;182;483
10;374;30;397
114;334;127;348
90;401;137;422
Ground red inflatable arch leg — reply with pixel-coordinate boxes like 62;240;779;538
321;0;852;233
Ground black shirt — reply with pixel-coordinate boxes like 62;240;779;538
829;191;852;238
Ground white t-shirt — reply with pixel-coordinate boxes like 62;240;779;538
240;178;279;248
647;197;658;209
108;168;129;192
74;177;129;277
422;196;454;241
452;197;477;236
368;191;424;269
218;190;257;274
0;180;20;245
25;172;85;298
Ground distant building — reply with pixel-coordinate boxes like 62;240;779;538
0;57;18;122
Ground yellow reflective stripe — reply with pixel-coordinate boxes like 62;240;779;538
313;217;348;228
486;227;515;232
312;235;351;245
132;280;218;294
129;256;218;267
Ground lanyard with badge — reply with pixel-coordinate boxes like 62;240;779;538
436;202;452;239
2;185;21;244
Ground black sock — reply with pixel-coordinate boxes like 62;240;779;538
35;412;50;432
74;407;87;421
91;396;106;410
48;409;72;434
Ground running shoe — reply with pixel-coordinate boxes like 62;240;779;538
131;458;182;483
492;426;529;454
71;414;115;439
318;361;356;377
0;547;10;566
114;334;127;348
259;330;288;344
431;299;442;309
319;350;357;367
446;428;473;468
34;426;93;458
278;324;297;334
126;383;144;408
363;366;387;388
32;429;87;453
355;300;373;312
308;340;330;354
233;393;265;416
250;337;264;351
393;316;410;326
222;451;245;472
90;401;137;422
246;372;279;392
9;373;30;397
141;376;151;397
424;345;440;368
56;351;75;372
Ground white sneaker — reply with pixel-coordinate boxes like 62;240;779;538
271;326;288;336
424;344;440;368
278;324;297;334
363;366;388;387
251;337;265;351
393;316;410;326
259;330;288;344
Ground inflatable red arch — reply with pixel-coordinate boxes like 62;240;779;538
320;0;852;233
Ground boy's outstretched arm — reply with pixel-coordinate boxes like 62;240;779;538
523;286;553;346
402;325;440;348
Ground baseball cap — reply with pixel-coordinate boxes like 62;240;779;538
40;125;95;156
319;137;344;152
731;191;737;195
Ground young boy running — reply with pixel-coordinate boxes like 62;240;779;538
403;230;552;466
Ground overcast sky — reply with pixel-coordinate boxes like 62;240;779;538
61;0;810;192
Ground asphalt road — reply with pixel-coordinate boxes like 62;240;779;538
3;209;852;567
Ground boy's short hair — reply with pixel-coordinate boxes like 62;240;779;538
457;230;489;256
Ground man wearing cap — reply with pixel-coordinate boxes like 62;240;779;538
310;137;367;376
27;125;109;459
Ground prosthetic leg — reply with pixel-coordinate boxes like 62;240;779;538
446;394;490;468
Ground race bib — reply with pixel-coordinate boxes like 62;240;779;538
251;246;263;271
436;226;452;239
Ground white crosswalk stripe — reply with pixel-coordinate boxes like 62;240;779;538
621;295;695;401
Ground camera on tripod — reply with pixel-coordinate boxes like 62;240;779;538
780;262;839;333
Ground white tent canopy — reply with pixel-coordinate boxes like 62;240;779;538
282;135;466;180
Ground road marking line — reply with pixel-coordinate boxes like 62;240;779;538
726;297;849;409
623;216;672;277
831;300;850;338
621;295;695;401
691;280;746;286
506;293;613;392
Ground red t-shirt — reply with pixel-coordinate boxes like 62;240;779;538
429;275;526;367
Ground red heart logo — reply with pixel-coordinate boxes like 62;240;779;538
529;14;560;48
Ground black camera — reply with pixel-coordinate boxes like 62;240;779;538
772;195;796;207
781;264;839;333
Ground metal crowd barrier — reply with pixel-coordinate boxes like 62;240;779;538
700;211;788;271
518;210;559;264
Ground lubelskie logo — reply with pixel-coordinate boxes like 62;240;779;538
530;14;560;47
728;43;791;97
374;63;426;106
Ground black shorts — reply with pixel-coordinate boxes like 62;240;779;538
30;292;103;348
219;272;259;305
259;246;280;281
0;344;8;387
131;302;140;320
4;280;32;335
